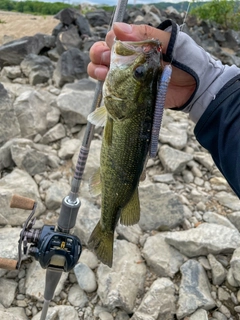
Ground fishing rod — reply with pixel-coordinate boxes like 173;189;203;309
0;0;128;319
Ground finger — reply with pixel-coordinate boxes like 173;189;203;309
89;41;111;65
106;23;170;53
87;62;109;81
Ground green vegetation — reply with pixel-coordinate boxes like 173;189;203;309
190;0;240;30
0;19;6;23
0;0;74;15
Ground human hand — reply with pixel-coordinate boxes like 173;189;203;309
87;22;196;109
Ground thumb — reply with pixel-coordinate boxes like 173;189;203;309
106;22;170;54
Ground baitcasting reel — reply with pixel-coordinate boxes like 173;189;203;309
0;194;82;272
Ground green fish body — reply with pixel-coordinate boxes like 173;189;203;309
88;39;162;267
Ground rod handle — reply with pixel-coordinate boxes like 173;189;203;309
10;194;35;210
0;257;18;270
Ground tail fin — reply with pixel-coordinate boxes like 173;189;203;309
88;222;114;267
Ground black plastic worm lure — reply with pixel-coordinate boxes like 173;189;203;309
149;64;172;158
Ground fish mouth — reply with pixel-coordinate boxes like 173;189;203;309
114;39;161;56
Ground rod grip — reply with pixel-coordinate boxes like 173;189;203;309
0;257;18;270
10;194;35;210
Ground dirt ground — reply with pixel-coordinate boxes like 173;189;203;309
0;10;58;45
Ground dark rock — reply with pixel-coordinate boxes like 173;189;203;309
186;15;198;28
82;38;98;52
86;9;111;27
20;54;54;85
75;15;92;37
54;8;79;26
223;30;239;50
56;25;82;55
212;29;226;43
0;34;53;67
53;48;90;87
47;47;60;62
52;22;66;38
199;20;212;35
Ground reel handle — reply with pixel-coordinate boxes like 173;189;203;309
0;257;18;270
10;194;35;210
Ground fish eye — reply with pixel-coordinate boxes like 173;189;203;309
134;65;146;79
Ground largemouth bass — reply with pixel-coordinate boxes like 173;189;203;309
88;39;162;267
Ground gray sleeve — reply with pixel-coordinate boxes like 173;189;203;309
158;20;240;123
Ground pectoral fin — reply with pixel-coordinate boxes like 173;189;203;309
87;105;107;127
120;188;140;226
89;168;101;197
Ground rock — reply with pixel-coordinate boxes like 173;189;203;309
97;240;146;313
74;262;97;293
68;283;88;307
131;278;176;320
227;211;240;231
0;84;20;147
177;259;216;319
56;26;82;55
13;90;56;139
142;233;186;278
212;310;228;320
152;173;175;184
214;191;240;211
164;223;240;257
1;66;22;79
203;211;237;230
54;8;79;26
74;198;101;245
46;106;61;128
41;123;66;144
0;34;52;67
57;84;94;126
79;249;99;269
20;54;54;85
75;14;92;37
53;48;89;87
25;260;68;301
10;139;49;175
0;228;21;266
138;182;186;231
116;224;142;245
58;138;81;160
194;151;215;171
86;10;111;27
159;125;188;150
0;278;18;308
158;145;193;173
0;168;45;225
189;309;208;320
230;247;240;286
0;310;25;320
4;308;28;320
45;180;70;210
99;312;114;320
207;254;226;285
32;305;78;320
0;139;15;170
